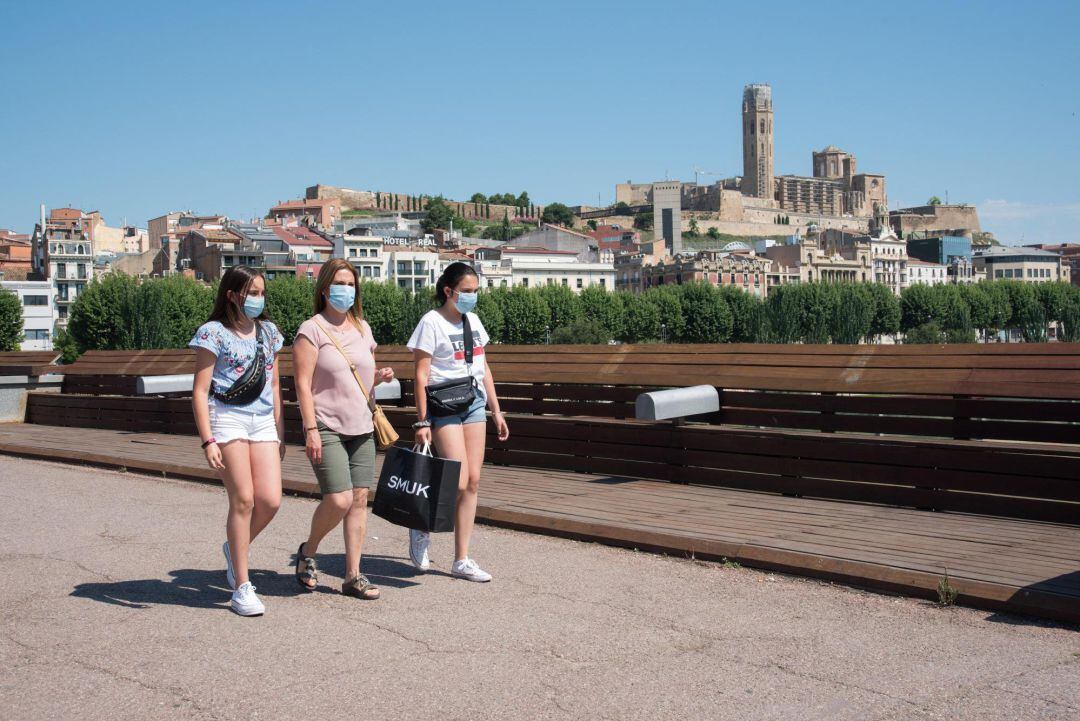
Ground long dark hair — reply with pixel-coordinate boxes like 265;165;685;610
435;262;479;306
208;266;269;329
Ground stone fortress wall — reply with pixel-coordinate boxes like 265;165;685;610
307;185;543;222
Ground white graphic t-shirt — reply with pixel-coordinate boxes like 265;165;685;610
407;310;490;387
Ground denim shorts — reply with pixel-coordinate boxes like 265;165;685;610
431;392;487;429
208;401;279;445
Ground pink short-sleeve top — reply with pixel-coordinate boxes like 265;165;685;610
295;315;378;436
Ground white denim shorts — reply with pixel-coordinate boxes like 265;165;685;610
209;402;279;445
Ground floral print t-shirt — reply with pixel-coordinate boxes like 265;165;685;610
189;320;284;415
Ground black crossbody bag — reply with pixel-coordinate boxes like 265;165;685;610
211;321;268;406
425;313;480;417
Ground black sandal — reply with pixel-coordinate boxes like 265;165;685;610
296;542;318;590
342;574;380;600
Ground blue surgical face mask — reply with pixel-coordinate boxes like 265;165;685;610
455;291;478;314
242;295;265;319
328;285;356;312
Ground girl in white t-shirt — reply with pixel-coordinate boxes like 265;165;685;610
406;262;510;582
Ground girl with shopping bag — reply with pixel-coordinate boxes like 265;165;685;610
406;262;511;582
292;259;395;600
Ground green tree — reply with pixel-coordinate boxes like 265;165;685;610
540;202;575;228
475;287;505;342
421;196;454;233
620;292;663;343
716;285;763;343
795;282;836;344
866;283;901;342
980;280;1012;338
0;289;22;351
927;196;943;206
132;276;214;349
645;286;685;342
375;192;382;208
707;227;721;240
586;219;598;231
905;322;945;344
359;281;406;345
1036;281;1072;324
830;283;874;344
900;283;945;331
67;272;138;352
470;193;487;204
517;191;530;207
1058;285;1080;342
613;201;632;215
264;276;314;345
53;327;79;363
402;290;437;341
676;282;733;343
933;284;976;343
551;318;609;345
1003;281;1047;342
578;285;625;340
538;283;583;330
763;284;801;343
500;286;550;344
687;218;700;237
634;211;653;230
959;283;994;341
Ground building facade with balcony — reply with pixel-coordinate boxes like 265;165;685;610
974;246;1067;283
30;207;95;326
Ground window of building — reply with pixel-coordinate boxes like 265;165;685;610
546;277;554;286
1004;269;1014;278
576;278;583;289
23;295;48;306
521;278;529;288
414;279;424;292
599;278;606;288
415;261;426;275
760;119;765;134
561;278;568;286
77;264;86;279
25;329;50;341
373;267;381;278
500;279;508;287
362;266;371;277
995;269;1004;278
397;279;409;289
397;261;411;275
58;306;68;319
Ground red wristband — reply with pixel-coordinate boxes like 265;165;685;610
201;438;216;449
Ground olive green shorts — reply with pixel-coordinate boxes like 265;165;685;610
312;423;376;495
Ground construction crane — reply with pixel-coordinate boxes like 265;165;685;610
693;166;718;185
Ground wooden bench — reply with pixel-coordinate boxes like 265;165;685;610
0;351;60;377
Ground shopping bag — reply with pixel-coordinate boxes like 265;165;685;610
372;443;460;532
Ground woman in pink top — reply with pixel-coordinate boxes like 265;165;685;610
293;259;394;599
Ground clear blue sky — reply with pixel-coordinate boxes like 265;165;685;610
2;0;1077;244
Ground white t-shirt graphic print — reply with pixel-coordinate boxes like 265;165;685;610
407;310;490;387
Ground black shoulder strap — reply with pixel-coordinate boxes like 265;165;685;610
461;313;474;366
254;320;266;356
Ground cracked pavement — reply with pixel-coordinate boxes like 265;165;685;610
0;455;1077;721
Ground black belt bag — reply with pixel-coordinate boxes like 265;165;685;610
426;313;479;417
211;321;268;406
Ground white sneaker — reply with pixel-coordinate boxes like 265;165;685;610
222;540;236;590
230;582;265;616
409;529;431;572
451;558;492;583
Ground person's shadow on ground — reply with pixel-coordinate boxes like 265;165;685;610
71;554;426;610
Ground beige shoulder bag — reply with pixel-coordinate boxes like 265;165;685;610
313;318;399;450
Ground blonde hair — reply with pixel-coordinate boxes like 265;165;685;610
313;259;364;332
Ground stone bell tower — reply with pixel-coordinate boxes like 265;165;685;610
742;84;774;201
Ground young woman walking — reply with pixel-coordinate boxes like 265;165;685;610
293;259;394;599
191;266;285;616
407;262;510;582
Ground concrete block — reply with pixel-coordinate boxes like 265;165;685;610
635;385;719;421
